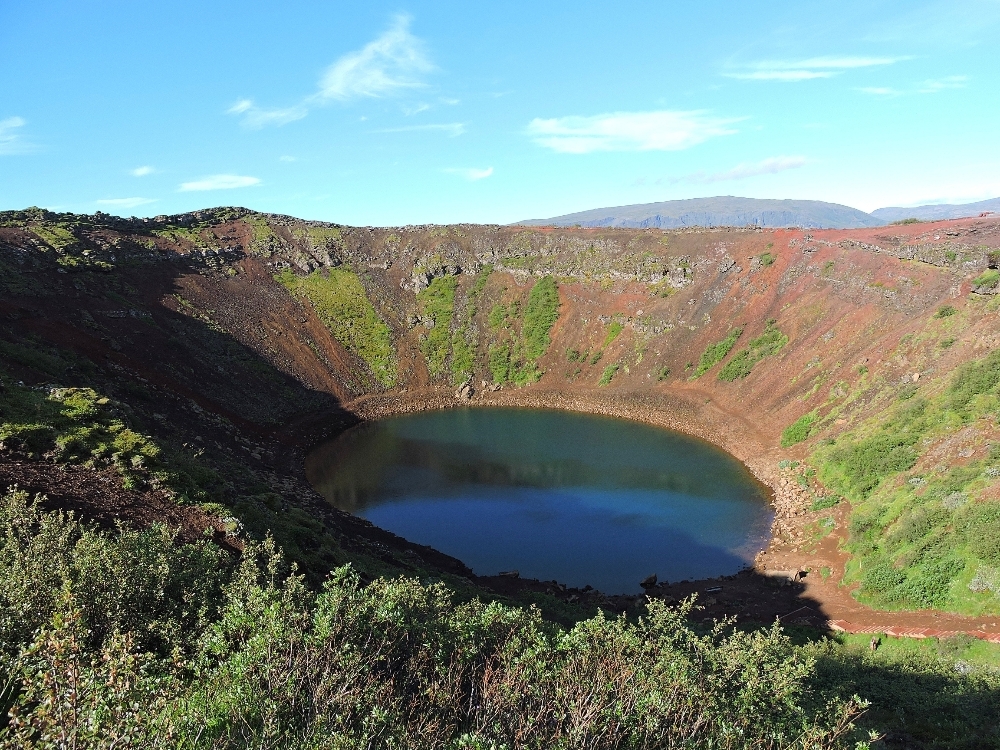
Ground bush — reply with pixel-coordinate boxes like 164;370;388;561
521;275;560;362
0;492;867;748
417;275;459;379
719;321;788;381
782;412;817;448
598;363;619;386
934;305;957;318
694;327;743;378
973;269;1000;290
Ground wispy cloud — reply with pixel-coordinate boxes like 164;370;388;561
377;122;465;137
227;99;308;128
131;165;155;177
859;75;967;96
230;15;433;129
317;15;432;100
695;156;807;183
636;156;807;187
0;116;35;155
917;75;967;93
528;110;740;154
727;55;908;82
95;197;157;209
443;167;493;181
178;174;261;192
858;87;900;96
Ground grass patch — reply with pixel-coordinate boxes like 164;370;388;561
781;411;817;448
450;266;492;384
656;366;671;382
693;327;743;378
810;346;1000;613
276;268;396;387
488;276;560;387
598;363;620;386
718;321;788;381
973;269;1000;290
415;275;459;379
602;321;623;348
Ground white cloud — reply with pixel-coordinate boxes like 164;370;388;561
178;174;261;191
686;156;807;183
727;55;908;82
527;110;740;154
317;15;432;101
279;155;297;162
444;167;493;181
0;116;34;155
377;122;465;137
228;15;433;129
731;70;836;81
227;98;308;128
918;75;968;93
131;165;155;176
859;87;900;96
95;197;157;208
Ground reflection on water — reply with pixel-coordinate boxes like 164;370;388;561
306;408;773;593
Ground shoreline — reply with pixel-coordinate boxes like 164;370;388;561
311;385;1000;641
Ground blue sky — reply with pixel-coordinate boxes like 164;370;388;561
2;0;999;225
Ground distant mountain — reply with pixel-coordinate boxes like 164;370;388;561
871;197;1000;223
515;196;886;230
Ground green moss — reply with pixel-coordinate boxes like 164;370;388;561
416;275;458;380
693;327;743;378
973;269;1000;290
521;275;560;362
450;266;492;385
598;362;620;386
781;411;817;448
276;268;397;387
602;321;624;348
487;276;559;387
718;321;788;381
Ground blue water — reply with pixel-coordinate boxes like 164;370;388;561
305;408;773;593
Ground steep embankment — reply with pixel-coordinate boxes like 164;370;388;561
3;206;1000;628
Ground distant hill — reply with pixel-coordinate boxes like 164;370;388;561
515;196;886;230
871;197;1000;223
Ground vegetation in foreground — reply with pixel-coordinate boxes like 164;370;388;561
0;489;866;749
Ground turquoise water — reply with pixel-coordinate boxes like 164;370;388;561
305;408;773;593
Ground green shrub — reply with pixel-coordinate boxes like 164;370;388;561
759;251;776;267
973;269;1000;289
934;305;957;318
521;275;560;362
719;321;788;381
417;275;459;379
598;363;620;386
0;492;867;749
949;348;1000;416
693;327;743;378
276;267;397;387
656;366;671;381
602;321;623;348
781;412;817;448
